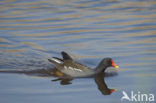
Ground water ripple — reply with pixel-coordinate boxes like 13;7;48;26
0;0;156;102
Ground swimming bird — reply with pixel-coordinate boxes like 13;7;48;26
48;51;118;77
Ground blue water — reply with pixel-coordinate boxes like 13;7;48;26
0;0;156;103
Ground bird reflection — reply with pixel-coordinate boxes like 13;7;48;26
52;78;73;85
0;67;117;95
94;72;117;95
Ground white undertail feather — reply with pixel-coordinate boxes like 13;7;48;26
51;58;62;64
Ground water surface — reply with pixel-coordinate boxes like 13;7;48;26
0;0;156;103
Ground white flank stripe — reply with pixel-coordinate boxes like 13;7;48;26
64;66;67;69
74;68;82;72
64;66;82;72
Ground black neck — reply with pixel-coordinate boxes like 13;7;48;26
95;62;108;73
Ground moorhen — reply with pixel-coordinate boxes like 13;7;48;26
48;51;118;77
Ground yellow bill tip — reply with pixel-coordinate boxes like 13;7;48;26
115;65;119;68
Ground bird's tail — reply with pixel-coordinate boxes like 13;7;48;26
48;57;63;65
